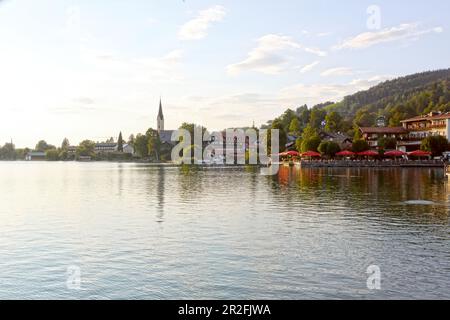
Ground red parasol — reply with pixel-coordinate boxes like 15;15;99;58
408;150;432;157
302;151;322;157
336;150;355;157
384;150;407;157
285;151;300;157
357;150;379;157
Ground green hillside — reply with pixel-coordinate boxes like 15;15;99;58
266;68;450;140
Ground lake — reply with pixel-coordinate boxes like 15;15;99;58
0;162;448;299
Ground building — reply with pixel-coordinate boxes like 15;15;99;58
94;143;118;153
25;151;46;161
157;99;175;145
123;144;134;154
399;112;450;152
359;127;409;149
67;146;77;156
376;116;387;127
94;142;134;154
319;132;353;150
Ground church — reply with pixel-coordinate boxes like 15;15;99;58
156;99;175;145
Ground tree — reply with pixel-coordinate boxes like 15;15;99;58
421;136;448;156
15;148;30;160
278;109;297;132
295;138;302;153
289;118;301;135
0;143;16;160
378;137;397;150
271;119;287;151
318;141;341;158
353;128;362;140
324;111;343;132
128;134;135;147
353;109;376;127
35;140;55;152
352;139;370;153
61;138;70;150
76;140;95;157
301;136;322;152
301;125;318;141
146;128;161;160
134;134;149;158
309;107;327;129
46;149;60;161
117;132;124;152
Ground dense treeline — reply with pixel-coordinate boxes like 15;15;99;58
264;69;450;152
327;69;450;127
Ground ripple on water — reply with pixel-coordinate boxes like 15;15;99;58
0;163;449;299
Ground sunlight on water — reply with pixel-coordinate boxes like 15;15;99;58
0;162;449;299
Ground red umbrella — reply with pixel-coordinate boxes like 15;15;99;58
285;151;300;157
384;150;407;157
357;150;379;157
408;150;432;157
336;150;355;157
302;151;321;157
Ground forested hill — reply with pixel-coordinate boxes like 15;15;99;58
266;68;450;138
325;68;450;127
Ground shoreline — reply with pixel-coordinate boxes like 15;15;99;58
287;160;445;168
0;159;446;169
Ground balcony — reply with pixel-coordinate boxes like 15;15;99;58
407;124;446;131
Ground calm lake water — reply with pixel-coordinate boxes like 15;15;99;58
0;162;449;299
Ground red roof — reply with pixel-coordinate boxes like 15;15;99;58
359;127;408;134
401;112;450;123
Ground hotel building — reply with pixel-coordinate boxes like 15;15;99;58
399;112;450;152
359;127;409;149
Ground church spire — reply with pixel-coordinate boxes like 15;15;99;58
157;98;164;133
158;98;164;120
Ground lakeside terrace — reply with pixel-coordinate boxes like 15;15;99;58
292;159;445;168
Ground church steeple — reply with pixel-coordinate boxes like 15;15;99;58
157;98;164;133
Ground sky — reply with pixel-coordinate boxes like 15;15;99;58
0;0;449;148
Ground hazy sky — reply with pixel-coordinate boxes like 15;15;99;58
0;0;449;147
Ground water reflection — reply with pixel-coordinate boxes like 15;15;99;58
274;166;449;225
156;166;165;222
0;163;448;299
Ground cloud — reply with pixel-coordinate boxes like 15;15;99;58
178;5;226;40
334;23;444;50
317;32;333;37
227;34;327;75
302;30;333;38
73;97;95;105
181;93;282;129
304;47;327;57
81;47;184;83
280;75;393;106
321;67;354;77
298;61;320;74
